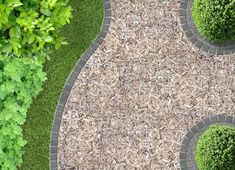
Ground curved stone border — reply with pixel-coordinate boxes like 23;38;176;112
180;114;235;170
49;1;112;169
179;0;235;55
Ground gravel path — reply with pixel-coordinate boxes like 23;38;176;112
58;0;235;169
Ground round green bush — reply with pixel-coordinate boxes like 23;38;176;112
195;125;235;170
192;0;235;43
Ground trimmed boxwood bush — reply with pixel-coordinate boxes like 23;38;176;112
195;125;235;170
0;58;46;169
192;0;235;43
0;0;72;61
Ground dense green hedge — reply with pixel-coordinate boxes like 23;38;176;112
0;0;72;169
0;58;46;169
0;0;72;61
192;0;235;43
195;125;235;170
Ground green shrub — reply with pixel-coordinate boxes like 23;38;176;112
0;0;72;168
192;0;235;43
0;58;46;169
195;125;235;170
0;0;72;61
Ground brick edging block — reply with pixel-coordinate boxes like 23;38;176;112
179;0;235;55
179;114;235;170
49;0;112;169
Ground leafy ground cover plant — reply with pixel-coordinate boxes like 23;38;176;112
0;0;72;61
0;0;72;169
192;0;235;43
195;125;235;170
0;58;46;169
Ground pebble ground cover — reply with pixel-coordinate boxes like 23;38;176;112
58;0;235;169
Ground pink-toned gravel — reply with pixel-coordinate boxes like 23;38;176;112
58;0;235;169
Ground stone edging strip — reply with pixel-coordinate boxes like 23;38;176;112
49;1;112;169
179;0;235;55
180;114;235;170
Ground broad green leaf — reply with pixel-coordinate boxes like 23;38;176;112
28;34;35;44
44;36;53;42
13;2;23;8
40;8;51;16
0;11;8;24
2;44;12;53
9;26;21;39
9;38;21;48
49;0;58;7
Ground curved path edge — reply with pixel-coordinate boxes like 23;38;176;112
179;0;235;55
49;1;112;169
180;114;235;170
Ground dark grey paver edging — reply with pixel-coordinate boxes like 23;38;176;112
49;0;112;169
180;114;235;170
179;0;235;55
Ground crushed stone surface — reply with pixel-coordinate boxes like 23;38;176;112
58;0;235;169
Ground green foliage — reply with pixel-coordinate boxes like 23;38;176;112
0;0;72;168
0;58;46;170
192;0;235;43
20;0;104;169
0;0;72;169
0;0;72;61
195;125;235;170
